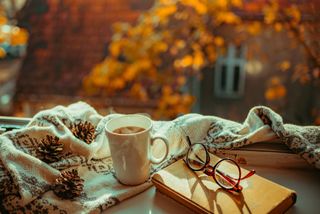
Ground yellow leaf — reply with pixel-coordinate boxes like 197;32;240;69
139;88;148;101
91;63;103;76
130;83;148;101
193;51;204;69
155;5;177;18
103;59;122;78
231;0;242;7
275;85;286;98
175;40;186;49
0;47;6;58
182;0;207;14
139;58;152;70
265;76;286;100
214;37;224;46
263;5;277;24
192;43;201;51
112;22;130;34
247;22;261;35
167;94;180;105
159;0;175;5
83;77;100;95
177;76;186;86
279;61;291;72
0;16;7;25
270;77;281;85
215;0;228;8
141;25;153;37
109;41;121;57
182;94;194;105
174;59;181;68
0;35;5;43
265;88;276;100
175;105;187;114
286;5;301;22
274;23;282;32
216;12;240;24
206;46;217;62
123;65;138;81
10;27;29;46
93;74;108;87
265;12;276;24
162;85;173;95
180;55;193;67
112;78;126;89
154;41;168;52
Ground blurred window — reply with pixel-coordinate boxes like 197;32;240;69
214;44;246;98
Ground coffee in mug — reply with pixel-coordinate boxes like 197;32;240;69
113;126;145;134
105;114;169;185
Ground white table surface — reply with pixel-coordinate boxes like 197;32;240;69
2;117;318;213
104;164;320;214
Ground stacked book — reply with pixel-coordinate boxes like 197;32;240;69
152;154;296;214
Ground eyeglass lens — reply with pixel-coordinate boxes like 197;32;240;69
187;143;207;170
214;159;241;189
186;144;241;189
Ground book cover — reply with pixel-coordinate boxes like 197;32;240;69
152;154;296;214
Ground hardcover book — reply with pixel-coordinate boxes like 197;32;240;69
152;154;296;214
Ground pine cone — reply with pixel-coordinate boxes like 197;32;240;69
70;121;95;144
53;169;84;199
37;135;63;163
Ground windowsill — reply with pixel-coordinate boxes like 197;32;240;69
1;116;319;213
104;151;319;214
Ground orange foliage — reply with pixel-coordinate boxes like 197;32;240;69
84;0;319;120
155;85;195;119
10;27;29;46
0;47;6;58
85;0;243;118
247;22;262;36
265;77;287;100
278;60;291;72
0;7;29;58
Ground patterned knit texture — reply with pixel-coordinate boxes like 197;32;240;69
0;102;318;213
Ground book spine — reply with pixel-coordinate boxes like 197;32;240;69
269;192;297;214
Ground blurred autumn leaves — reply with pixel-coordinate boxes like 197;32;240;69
265;77;286;101
0;7;28;58
84;0;319;119
84;0;245;119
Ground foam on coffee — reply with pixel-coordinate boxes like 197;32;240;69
113;126;145;134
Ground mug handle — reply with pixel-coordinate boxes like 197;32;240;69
150;135;169;164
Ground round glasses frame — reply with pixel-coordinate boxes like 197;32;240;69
184;137;255;192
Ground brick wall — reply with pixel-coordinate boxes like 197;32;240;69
15;0;153;97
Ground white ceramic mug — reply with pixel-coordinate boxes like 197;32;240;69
105;114;169;185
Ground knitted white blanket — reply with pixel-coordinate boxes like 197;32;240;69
0;102;319;213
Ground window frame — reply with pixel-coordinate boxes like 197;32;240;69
214;44;247;98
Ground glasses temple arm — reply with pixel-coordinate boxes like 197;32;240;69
216;168;255;181
240;170;256;180
179;126;192;147
214;169;243;191
186;136;192;147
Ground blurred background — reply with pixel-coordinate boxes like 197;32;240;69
0;0;319;124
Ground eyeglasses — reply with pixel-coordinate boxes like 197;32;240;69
184;135;255;192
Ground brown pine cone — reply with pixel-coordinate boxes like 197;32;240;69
70;121;95;144
37;135;63;163
53;169;84;199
